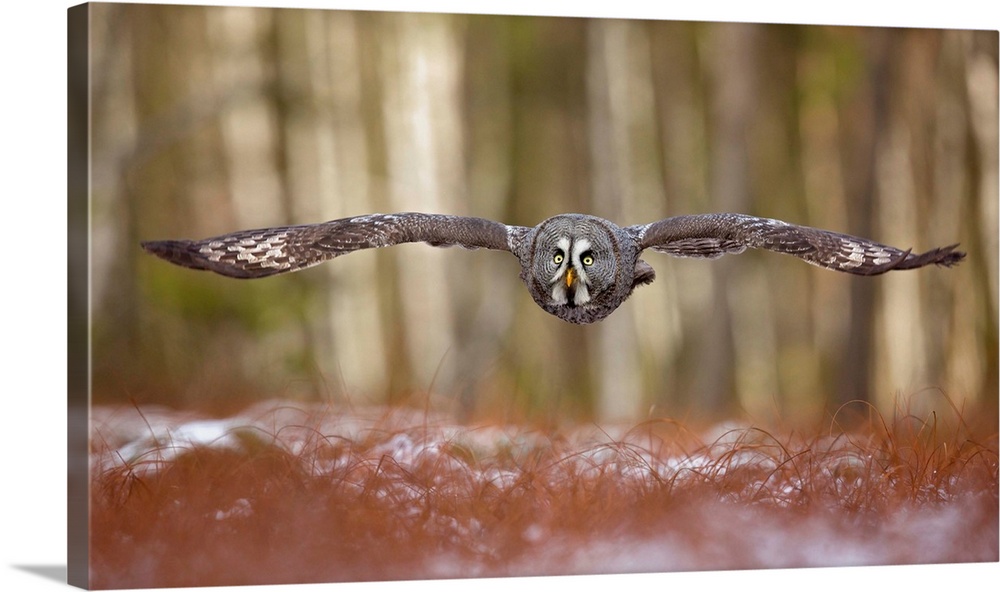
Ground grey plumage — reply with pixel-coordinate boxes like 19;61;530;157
142;211;965;324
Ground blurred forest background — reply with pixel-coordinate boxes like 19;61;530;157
84;3;998;425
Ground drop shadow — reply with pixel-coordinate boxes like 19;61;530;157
11;565;67;584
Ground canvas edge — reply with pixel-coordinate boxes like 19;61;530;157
67;3;91;589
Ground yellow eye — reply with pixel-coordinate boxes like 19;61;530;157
553;252;564;264
582;253;594;266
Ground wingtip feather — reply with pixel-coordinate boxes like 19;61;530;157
140;239;211;272
935;244;966;268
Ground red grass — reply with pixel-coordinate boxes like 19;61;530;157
88;400;999;589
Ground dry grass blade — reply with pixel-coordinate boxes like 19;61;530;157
88;401;998;588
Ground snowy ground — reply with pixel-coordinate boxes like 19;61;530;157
87;400;998;588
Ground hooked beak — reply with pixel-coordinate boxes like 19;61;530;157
551;264;590;307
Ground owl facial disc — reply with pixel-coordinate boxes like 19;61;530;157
549;236;592;307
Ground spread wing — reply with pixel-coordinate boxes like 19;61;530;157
628;213;965;275
142;213;527;279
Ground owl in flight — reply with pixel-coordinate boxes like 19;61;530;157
142;212;965;324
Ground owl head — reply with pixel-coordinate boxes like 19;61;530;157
524;214;655;324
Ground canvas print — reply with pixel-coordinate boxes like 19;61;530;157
68;2;999;589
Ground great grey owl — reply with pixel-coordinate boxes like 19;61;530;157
142;212;965;324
